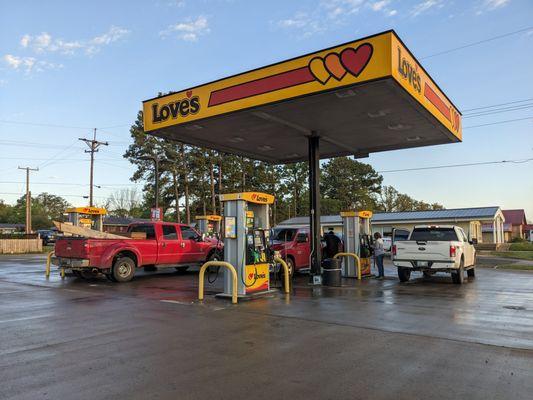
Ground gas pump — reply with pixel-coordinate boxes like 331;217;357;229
220;192;275;298
195;215;222;238
65;207;107;231
340;211;373;278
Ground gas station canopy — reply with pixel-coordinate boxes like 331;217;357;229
143;30;461;163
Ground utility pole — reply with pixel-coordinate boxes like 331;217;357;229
18;166;39;233
79;128;108;207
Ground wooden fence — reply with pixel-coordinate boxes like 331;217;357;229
0;238;42;254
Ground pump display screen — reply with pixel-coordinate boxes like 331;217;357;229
224;217;236;238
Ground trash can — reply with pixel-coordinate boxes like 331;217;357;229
322;258;342;287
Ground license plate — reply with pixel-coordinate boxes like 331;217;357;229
417;261;429;267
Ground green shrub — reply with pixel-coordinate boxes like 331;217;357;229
511;237;527;243
509;242;533;251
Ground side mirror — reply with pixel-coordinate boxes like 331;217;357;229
470;238;478;245
296;235;308;243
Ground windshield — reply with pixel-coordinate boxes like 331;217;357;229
272;228;298;242
410;228;458;242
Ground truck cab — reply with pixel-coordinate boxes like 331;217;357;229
270;226;311;275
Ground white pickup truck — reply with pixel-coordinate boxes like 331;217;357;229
392;225;476;284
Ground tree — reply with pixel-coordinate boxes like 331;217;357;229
105;188;143;218
376;185;444;212
321;157;383;212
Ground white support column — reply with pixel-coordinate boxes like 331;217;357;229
492;220;497;244
500;219;505;243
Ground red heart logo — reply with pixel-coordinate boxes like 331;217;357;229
186;90;193;98
340;43;373;78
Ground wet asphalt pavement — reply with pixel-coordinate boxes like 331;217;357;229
1;254;532;400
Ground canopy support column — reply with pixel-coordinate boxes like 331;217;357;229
308;133;322;284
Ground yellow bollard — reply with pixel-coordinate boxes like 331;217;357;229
198;261;238;304
45;251;54;278
333;252;361;280
60;267;65;279
273;256;291;294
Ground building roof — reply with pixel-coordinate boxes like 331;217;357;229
278;207;502;227
502;209;526;225
0;223;25;229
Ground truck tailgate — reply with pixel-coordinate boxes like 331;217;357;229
55;238;89;258
395;241;452;261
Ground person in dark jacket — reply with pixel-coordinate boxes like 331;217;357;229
324;229;341;259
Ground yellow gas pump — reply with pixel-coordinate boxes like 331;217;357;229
340;210;373;278
65;207;107;232
195;215;222;237
219;192;275;297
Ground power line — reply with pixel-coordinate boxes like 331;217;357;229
463;116;533;129
421;26;533;59
0;181;142;187
463;103;533;118
461;98;533;112
378;158;533;173
0;120;92;130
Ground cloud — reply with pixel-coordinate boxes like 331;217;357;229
276;0;366;38
3;54;63;74
370;0;390;11
410;0;443;17
484;0;511;10
19;26;129;56
160;16;210;41
476;0;511;14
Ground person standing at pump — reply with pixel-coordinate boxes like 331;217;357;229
324;228;341;259
373;232;385;279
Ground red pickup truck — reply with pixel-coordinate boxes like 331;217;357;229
54;221;222;282
271;226;343;276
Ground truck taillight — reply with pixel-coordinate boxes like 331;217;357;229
450;245;456;258
392;245;397;256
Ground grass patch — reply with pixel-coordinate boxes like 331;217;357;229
491;251;533;261
509;242;533;251
496;264;533;271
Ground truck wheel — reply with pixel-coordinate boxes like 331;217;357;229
208;251;222;262
112;257;135;283
422;270;433;279
467;267;476;278
452;259;464;284
105;273;117;282
398;267;411;282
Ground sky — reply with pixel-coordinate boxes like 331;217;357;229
0;0;532;219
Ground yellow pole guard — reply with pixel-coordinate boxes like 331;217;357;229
334;252;362;280
273;256;290;294
60;267;65;279
45;251;54;278
198;261;238;304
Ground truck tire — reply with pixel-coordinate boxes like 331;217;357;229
397;267;411;282
467;267;476;278
452;259;464;284
112;256;136;283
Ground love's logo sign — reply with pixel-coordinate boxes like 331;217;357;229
308;43;373;84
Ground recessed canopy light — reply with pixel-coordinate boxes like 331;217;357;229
258;145;274;151
229;136;244;143
286;153;300;158
367;110;389;118
407;136;423;141
184;124;203;131
387;123;412;131
335;89;357;98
